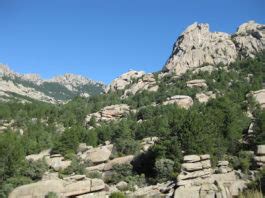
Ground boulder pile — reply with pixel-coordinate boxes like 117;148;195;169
174;154;247;198
177;154;213;187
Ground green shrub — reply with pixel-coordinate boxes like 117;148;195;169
110;192;126;198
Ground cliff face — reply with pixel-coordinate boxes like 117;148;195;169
163;21;265;75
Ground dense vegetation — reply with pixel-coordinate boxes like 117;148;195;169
0;52;265;197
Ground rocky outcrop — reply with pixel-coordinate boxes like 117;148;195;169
26;150;71;171
163;23;238;75
195;91;216;103
174;155;247;198
186;79;207;88
122;73;159;98
162;95;193;109
85;104;131;126
127;181;175;198
254;145;265;167
163;21;265;76
177;154;212;187
106;70;145;92
216;161;233;174
9;178;106;198
192;65;215;74
233;21;265;58
248;89;265;109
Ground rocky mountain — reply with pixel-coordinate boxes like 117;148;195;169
0;64;105;103
1;20;265;198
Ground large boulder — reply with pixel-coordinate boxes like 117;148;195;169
9;179;65;198
103;155;134;171
9;178;105;198
45;154;71;171
81;146;111;164
162;95;193;109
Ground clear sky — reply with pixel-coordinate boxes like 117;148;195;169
0;0;264;84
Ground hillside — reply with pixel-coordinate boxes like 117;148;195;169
1;21;265;198
0;64;105;103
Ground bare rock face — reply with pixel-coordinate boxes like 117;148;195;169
80;146;112;164
122;73;159;98
233;21;265;58
254;145;265;167
106;70;145;92
248;89;265;109
9;178;105;198
186;79;207;88
195;91;216;103
163;22;237;75
163;21;265;76
85;104;131;125
175;155;247;198
162;95;193;109
103;155;134;171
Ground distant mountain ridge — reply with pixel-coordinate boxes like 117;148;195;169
0;64;105;103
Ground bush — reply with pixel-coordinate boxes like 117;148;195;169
110;192;126;198
155;158;174;182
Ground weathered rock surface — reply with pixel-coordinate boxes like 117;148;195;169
80;146;112;164
249;89;265;109
106;70;145;92
254;145;265;167
103;155;134;171
9;178;105;198
162;95;193;109
163;22;237;75
85;104;131;125
175;154;247;198
26;150;71;171
186;79;207;88
233;21;265;58
163;21;265;76
122;73;159;98
9;179;65;198
195;91;216;103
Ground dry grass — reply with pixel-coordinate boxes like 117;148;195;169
239;190;263;198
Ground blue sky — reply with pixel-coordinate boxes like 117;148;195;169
0;0;264;84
